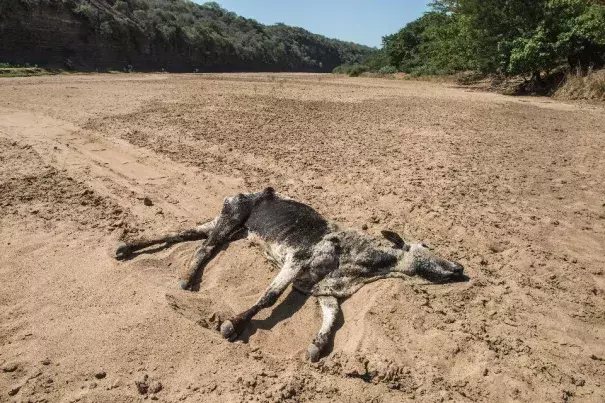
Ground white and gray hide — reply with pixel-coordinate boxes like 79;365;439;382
115;187;469;362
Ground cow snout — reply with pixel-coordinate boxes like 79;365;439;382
452;262;464;276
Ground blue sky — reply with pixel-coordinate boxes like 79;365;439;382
207;1;430;48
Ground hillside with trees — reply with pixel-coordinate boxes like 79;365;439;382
0;0;375;72
336;0;605;91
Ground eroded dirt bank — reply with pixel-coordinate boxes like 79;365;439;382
1;73;604;402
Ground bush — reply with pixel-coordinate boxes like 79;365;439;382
332;64;369;76
73;3;96;21
555;68;605;101
378;65;397;74
332;64;350;74
347;64;369;77
456;70;486;85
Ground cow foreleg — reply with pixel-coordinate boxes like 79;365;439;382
220;254;302;341
180;194;253;290
307;296;339;362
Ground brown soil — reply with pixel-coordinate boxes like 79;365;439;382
1;73;604;403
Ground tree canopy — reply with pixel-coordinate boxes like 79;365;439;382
337;0;605;78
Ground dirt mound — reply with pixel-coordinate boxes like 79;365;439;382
0;73;604;402
0;138;135;234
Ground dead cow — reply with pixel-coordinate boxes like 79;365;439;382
116;188;468;361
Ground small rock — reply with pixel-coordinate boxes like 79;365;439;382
110;378;122;390
8;385;21;396
149;381;163;394
89;382;97;389
95;371;107;380
552;220;560;226
135;375;149;394
483;368;489;376
488;243;505;253
143;197;153;207
573;378;585;387
41;359;51;365
2;363;18;372
361;224;368;231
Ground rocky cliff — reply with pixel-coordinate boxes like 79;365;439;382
0;0;374;72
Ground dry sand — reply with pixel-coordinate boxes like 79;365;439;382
0;73;604;402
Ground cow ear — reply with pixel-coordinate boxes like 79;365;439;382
381;230;406;249
263;187;276;196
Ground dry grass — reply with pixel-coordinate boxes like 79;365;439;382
555;68;605;101
0;66;56;77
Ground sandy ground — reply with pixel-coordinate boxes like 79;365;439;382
0;73;604;403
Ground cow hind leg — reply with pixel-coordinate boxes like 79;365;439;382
307;296;340;362
115;219;217;260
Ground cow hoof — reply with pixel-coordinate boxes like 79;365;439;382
306;343;321;362
115;242;131;260
220;320;237;341
178;280;190;290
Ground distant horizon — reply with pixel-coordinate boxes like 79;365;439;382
197;1;430;47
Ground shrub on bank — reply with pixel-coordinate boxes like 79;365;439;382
378;65;397;74
556;69;605;101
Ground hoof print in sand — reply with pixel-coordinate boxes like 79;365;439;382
165;292;233;332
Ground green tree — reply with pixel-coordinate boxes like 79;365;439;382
509;0;605;77
364;0;605;77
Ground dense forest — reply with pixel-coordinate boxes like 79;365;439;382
0;0;374;72
336;0;605;81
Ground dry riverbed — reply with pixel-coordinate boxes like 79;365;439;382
1;73;604;402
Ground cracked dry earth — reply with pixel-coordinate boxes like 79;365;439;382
0;73;604;403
